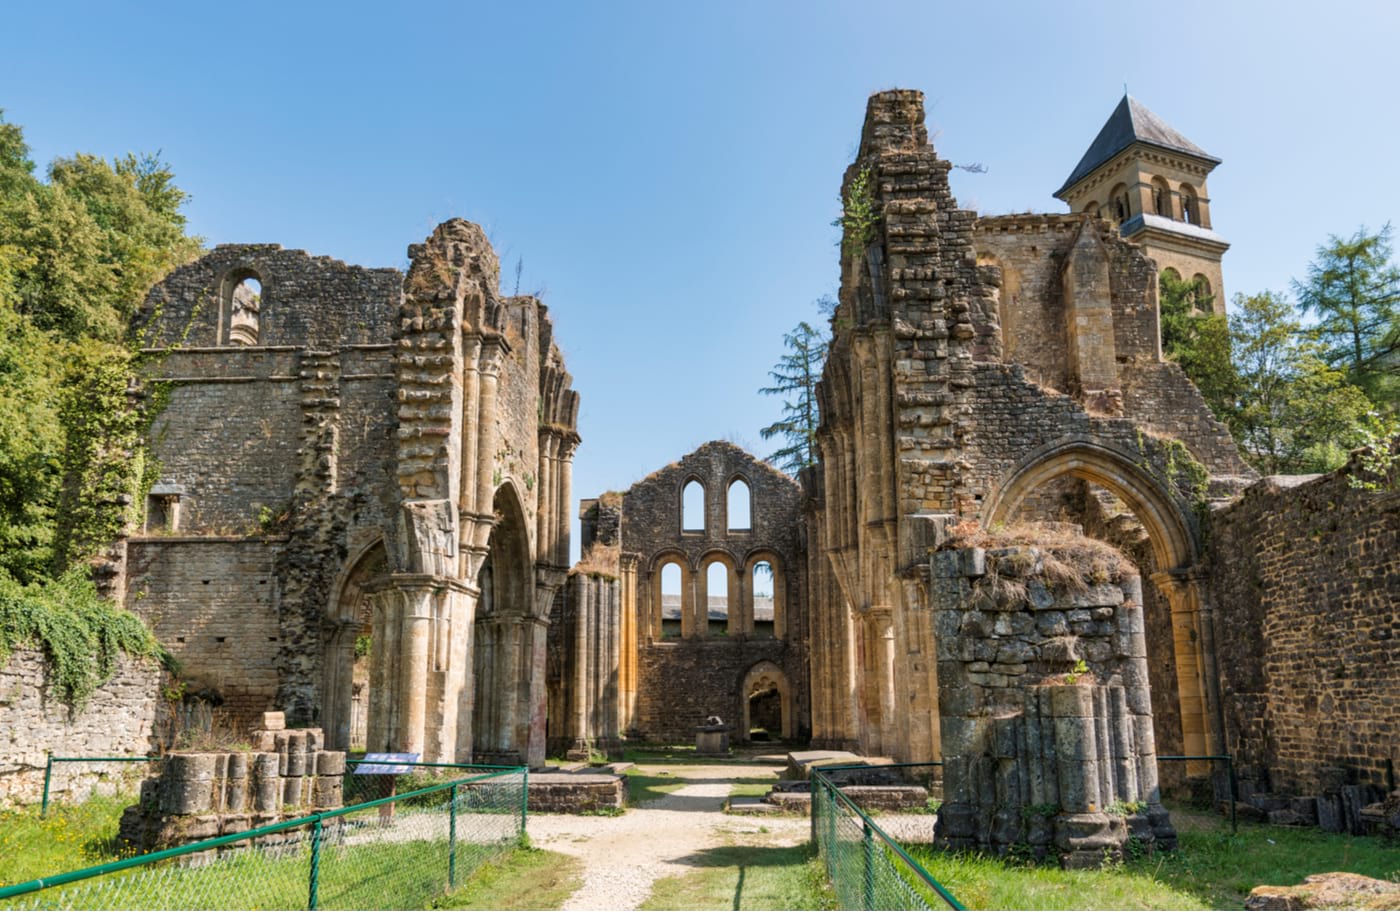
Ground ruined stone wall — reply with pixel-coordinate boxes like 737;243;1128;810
119;222;578;765
136;244;400;351
930;542;1175;867
618;441;808;742
0;651;161;807
127;538;282;727
634;640;806;742
1208;459;1400;797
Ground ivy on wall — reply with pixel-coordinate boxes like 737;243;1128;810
0;567;171;707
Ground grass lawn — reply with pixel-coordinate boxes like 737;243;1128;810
431;847;583;910
624;768;689;806
729;777;777;799
641;845;836;911
906;808;1400;910
0;794;133;888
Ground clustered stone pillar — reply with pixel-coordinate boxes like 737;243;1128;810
563;572;622;759
930;544;1176;868
119;721;344;853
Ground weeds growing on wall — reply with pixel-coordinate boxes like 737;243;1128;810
834;165;880;258
0;567;170;707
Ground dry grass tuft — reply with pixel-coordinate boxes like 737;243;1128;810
572;542;620;578
944;520;1136;587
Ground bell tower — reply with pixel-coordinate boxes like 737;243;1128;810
1055;95;1229;313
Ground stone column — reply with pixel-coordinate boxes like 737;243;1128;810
1150;569;1220;776
870;607;897;757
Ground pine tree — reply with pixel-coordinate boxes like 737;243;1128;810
759;316;829;474
1292;224;1400;409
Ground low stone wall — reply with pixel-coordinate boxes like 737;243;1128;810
0;649;161;808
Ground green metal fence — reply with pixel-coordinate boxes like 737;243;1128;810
40;755;161;816
1;767;527;911
811;765;963;911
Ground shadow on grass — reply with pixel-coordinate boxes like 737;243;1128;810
642;845;834;911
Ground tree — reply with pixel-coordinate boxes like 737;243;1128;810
1292;224;1400;408
0;111;200;581
1159;271;1236;423
759;305;831;474
1227;291;1374;475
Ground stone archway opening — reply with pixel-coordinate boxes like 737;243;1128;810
472;484;535;764
322;540;388;751
984;439;1221;778
740;661;792;742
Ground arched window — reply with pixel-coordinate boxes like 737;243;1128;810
1108;184;1129;223
1082;201;1099;215
659;561;683;639
1191;275;1213;311
1180;183;1198;225
681;480;705;533
227;275;261;345
706;562;730;636
726;478;751;532
751;560;775;639
1152;177;1172;217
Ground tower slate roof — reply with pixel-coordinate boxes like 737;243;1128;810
1056;95;1220;197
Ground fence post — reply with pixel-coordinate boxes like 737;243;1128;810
1226;756;1237;834
862;819;875;909
41;754;54;818
449;784;458;887
519;767;529;843
810;776;818;848
308;818;323;911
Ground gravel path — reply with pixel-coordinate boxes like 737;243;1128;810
526;762;808;911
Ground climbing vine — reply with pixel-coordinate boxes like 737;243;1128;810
833;165;881;258
0;568;171;707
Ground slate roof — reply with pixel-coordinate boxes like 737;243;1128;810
1056;96;1220;198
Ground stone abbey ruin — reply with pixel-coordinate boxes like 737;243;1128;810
4;90;1397;862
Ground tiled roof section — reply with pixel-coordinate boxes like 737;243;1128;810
1057;95;1220;197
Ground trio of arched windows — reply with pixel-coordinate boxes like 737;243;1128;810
655;552;783;640
1090;179;1202;227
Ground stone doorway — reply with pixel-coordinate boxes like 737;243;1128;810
740;661;792;742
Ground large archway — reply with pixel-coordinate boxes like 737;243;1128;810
472;484;536;764
982;438;1222;770
322;539;388;751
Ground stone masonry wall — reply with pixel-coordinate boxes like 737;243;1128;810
1208;457;1400;799
0;650;161;807
619;441;808;742
634;639;805;743
126;538;283;729
930;543;1175;867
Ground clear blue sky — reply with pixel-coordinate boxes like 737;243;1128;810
4;1;1397;558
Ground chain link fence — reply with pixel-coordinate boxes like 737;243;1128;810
811;766;963;911
1;767;526;910
38;756;162;816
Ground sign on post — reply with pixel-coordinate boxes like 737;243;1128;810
355;752;419;823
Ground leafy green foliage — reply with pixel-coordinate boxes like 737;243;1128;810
1292;224;1400;408
0;567;167;706
834;165;880;258
0;109;200;698
1159;272;1234;418
1228;291;1375;475
759;307;830;474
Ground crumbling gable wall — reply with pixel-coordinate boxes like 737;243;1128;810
600;441;808;743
